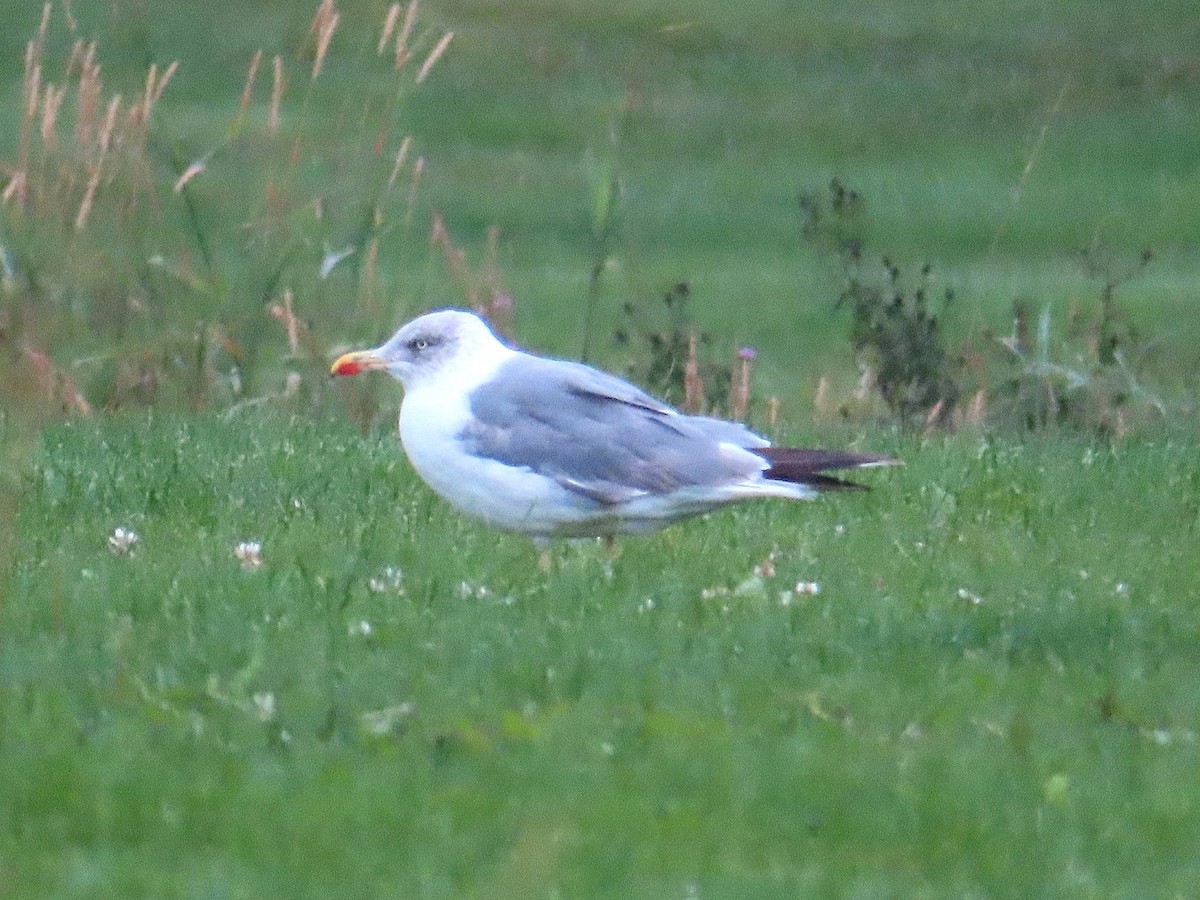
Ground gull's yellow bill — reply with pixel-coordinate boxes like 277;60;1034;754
330;350;386;377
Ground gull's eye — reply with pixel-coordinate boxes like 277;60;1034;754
408;338;429;352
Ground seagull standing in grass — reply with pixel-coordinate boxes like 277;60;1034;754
331;310;897;544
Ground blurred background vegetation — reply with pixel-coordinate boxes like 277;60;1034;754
1;0;1197;434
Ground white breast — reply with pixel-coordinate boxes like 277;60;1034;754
396;352;592;535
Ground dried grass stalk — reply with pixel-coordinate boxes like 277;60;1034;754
64;39;83;78
963;388;986;425
2;172;27;206
173;159;206;193
268;55;284;134
151;61;179;105
394;0;418;69
923;400;944;434
378;3;401;55
478;227;515;338
429;214;514;337
386;136;412;191
430;210;469;295
269;289;301;356
7;39;41;207
405;155;423;223
313;11;339;79
24;42;42;120
96;95;120;153
813;376;829;418
308;0;335;37
36;3;51;45
239;49;263;118
729;349;754;421
19;347;92;417
684;333;705;413
74;42;100;147
74;165;101;230
39;83;66;147
416;31;453;84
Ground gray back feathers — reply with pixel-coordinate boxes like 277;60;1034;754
460;355;767;505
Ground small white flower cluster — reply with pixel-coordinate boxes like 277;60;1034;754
252;691;276;722
360;702;415;737
956;587;983;606
108;526;139;555
234;540;263;570
778;581;822;607
1148;727;1197;747
368;566;404;594
456;581;491;600
752;553;777;578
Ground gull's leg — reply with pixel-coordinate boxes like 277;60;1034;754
602;535;621;562
533;536;552;573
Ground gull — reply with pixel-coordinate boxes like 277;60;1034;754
330;310;897;545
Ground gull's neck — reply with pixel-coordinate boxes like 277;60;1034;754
396;330;517;450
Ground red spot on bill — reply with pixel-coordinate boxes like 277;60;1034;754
330;352;369;376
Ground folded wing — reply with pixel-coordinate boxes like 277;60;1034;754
460;356;768;504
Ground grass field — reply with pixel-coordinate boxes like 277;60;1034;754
3;0;1200;894
2;414;1199;895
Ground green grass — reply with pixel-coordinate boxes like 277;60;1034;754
2;413;1199;895
3;0;1200;894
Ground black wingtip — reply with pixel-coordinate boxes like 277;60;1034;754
758;447;901;491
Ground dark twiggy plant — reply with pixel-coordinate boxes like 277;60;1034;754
800;178;960;428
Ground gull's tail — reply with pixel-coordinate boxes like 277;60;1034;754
757;448;901;491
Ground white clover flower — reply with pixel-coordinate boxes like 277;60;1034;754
108;526;139;555
369;566;404;594
956;587;983;606
252;691;276;722
360;702;415;737
753;552;777;578
234;540;263;570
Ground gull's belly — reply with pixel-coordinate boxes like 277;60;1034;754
398;388;596;534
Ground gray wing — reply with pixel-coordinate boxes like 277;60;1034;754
460;355;768;504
